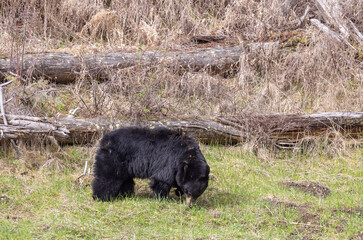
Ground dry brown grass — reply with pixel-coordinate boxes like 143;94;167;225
0;0;362;121
2;0;360;48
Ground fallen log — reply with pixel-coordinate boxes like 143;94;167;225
0;115;241;145
1;112;362;146
0;42;279;84
217;112;363;147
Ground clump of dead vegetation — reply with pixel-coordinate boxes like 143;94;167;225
1;0;362;47
0;0;362;146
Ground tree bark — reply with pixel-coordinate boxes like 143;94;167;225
0;43;280;84
1;112;362;146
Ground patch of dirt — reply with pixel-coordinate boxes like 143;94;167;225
288;224;322;240
280;180;331;198
333;206;363;217
264;195;322;240
264;195;310;210
300;212;320;224
264;195;357;239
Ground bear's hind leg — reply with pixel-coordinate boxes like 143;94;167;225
150;179;171;199
92;177;125;201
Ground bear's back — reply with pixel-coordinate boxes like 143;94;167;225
104;126;181;144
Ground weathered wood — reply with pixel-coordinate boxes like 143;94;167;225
0;115;242;145
1;112;362;146
217;112;363;146
0;80;21;158
314;0;363;46
313;0;356;49
282;0;363;48
0;43;280;84
310;19;345;44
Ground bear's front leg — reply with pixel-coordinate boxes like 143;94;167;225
174;185;184;197
149;179;171;199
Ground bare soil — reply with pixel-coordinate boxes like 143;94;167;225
265;194;362;239
333;206;363;217
264;195;322;239
280;180;331;198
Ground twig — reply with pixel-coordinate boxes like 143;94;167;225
348;19;363;46
0;82;22;159
9;71;27;82
83;161;88;175
310;19;346;45
298;5;311;27
76;161;89;183
4;97;13;105
0;88;9;126
0;80;13;87
47;135;62;151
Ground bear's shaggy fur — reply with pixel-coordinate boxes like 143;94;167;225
92;127;210;202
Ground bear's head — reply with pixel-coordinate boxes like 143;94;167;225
176;148;210;203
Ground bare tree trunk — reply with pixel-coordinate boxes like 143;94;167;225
1;112;362;146
0;43;279;84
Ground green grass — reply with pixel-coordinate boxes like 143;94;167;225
0;145;362;239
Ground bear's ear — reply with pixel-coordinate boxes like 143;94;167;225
176;162;188;184
183;164;189;182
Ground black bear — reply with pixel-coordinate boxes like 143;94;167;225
92;126;210;203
